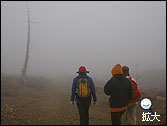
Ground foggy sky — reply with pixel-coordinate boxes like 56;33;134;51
1;1;166;81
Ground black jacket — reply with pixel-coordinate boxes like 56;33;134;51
104;74;133;108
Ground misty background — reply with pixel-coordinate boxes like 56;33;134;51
1;1;166;90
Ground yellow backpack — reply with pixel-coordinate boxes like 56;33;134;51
76;77;91;99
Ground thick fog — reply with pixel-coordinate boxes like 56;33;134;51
1;1;166;89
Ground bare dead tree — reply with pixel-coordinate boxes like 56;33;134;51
22;2;38;83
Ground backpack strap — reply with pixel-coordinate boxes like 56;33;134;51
129;77;137;84
129;77;137;83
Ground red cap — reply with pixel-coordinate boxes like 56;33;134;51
76;66;89;73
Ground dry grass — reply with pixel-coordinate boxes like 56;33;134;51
1;75;166;125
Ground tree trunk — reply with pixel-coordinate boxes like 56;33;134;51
22;3;30;82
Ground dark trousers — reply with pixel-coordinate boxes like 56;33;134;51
76;100;91;125
111;110;126;125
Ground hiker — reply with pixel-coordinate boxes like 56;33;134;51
104;64;133;125
70;66;97;125
122;66;140;125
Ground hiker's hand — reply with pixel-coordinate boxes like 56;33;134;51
94;101;97;105
71;101;74;105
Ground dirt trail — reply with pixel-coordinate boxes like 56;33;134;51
1;76;166;125
1;78;109;125
39;83;111;125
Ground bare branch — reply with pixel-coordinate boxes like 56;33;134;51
30;21;38;24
